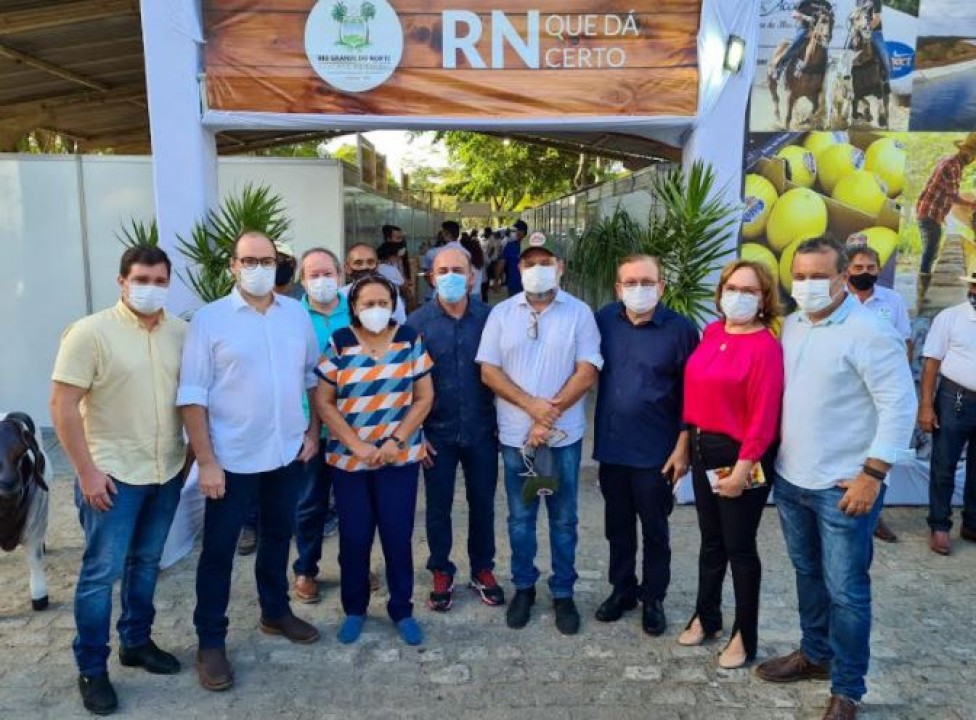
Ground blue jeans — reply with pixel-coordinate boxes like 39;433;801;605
777;28;808;76
333;463;420;621
73;475;183;676
292;453;333;577
423;439;498;578
501;441;582;599
774;476;885;702
871;30;891;81
194;461;305;649
928;383;976;533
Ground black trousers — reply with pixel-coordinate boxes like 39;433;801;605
691;466;770;659
598;463;674;603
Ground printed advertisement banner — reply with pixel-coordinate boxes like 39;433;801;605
203;0;701;119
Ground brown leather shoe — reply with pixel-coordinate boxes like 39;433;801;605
293;575;320;604
260;612;320;644
196;648;234;692
756;649;830;683
930;530;951;556
822;695;857;719
961;526;976;544
873;516;897;543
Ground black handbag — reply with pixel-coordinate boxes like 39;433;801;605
693;430;741;471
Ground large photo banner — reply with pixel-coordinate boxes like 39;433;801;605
750;0;918;132
909;0;976;130
203;0;701;118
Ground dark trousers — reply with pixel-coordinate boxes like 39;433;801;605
333;463;420;622
928;382;976;533
919;217;943;274
691;467;771;659
194;461;305;649
597;463;674;603
423;439;498;578
292;453;333;578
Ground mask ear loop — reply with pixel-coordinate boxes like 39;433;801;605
519;446;537;479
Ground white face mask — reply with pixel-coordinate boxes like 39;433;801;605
521;265;558;294
792;278;836;315
622;285;658;315
126;284;168;315
720;291;760;324
359;306;392;334
306;276;338;305
239;265;276;297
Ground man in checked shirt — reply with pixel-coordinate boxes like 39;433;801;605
916;133;976;306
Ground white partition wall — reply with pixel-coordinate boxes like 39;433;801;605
0;154;344;426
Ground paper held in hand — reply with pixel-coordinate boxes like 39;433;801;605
706;464;767;493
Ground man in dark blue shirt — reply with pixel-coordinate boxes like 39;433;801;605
502;221;528;296
593;255;699;636
406;246;503;612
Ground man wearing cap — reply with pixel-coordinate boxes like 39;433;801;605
916;133;976;305
918;263;976;556
501;221;528;296
846;245;912;543
477;231;603;636
274;241;303;300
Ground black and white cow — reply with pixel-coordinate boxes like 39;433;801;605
0;412;51;610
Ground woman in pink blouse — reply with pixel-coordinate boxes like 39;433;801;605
679;259;784;669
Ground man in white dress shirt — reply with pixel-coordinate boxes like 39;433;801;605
178;231;322;692
846;245;913;543
756;238;916;720
919;264;976;556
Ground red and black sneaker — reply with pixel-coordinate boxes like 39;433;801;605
428;570;454;612
469;569;506;607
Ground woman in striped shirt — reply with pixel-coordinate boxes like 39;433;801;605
315;275;434;646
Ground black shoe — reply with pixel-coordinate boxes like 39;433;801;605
554;598;581;636
642;600;667;636
78;673;118;716
506;587;536;629
119;639;181;675
594;592;637;623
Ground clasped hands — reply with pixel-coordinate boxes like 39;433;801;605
525;396;562;448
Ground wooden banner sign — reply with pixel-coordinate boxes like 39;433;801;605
204;0;701;118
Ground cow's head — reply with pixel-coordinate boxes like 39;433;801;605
0;413;48;504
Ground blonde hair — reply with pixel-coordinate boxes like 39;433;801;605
714;259;781;328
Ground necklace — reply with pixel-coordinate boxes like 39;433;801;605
357;329;392;359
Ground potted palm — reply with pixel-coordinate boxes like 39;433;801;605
566;161;739;325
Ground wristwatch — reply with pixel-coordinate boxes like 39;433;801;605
861;464;886;481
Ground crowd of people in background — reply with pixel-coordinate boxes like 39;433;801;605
47;215;976;720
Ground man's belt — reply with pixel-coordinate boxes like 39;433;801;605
940;377;976;399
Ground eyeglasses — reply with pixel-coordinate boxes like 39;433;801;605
724;284;762;296
236;256;277;269
620;280;658;289
527;311;540;340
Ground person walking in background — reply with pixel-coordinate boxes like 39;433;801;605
459;232;487;302
680;259;783;670
291;248;350;604
756;238;916;720
592;255;698;638
846;245;912;543
179;231;322;693
918;264;976;556
407;247;503;612
501;220;528;296
315;275;434;646
51;246;189;715
477;232;603;636
915;133;976;306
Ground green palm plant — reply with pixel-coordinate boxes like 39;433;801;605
331;1;348;43
361;1;376;44
566;161;739;325
116;218;159;248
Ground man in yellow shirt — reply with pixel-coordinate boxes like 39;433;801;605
50;246;190;716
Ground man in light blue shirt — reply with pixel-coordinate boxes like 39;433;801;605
757;238;916;720
178;231;322;692
291;248;351;604
476;232;603;637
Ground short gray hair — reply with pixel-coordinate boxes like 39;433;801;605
300;247;341;280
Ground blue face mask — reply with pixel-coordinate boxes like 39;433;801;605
436;272;468;303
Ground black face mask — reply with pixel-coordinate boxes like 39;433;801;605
969;292;976;311
849;272;878;292
349;268;374;282
275;260;295;287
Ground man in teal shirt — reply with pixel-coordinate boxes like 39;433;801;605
292;247;351;603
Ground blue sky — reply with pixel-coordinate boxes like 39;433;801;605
918;0;976;38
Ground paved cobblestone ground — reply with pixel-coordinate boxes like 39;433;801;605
1;437;974;719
